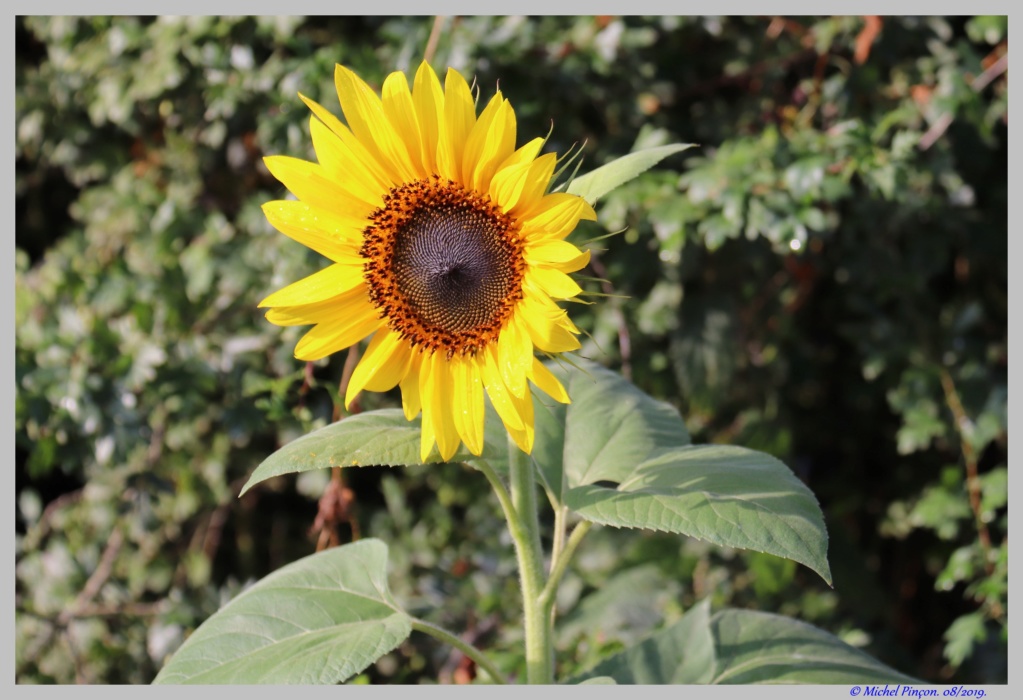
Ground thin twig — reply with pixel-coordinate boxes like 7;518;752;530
312;345;364;550
201;502;230;562
971;52;1009;93
938;368;993;573
311;468;360;550
17;597;169;682
172;473;249;590
333;345;362;422
61;625;88;684
918;114;955;151
297;360;315;411
919;52;1008;150
21;488;84;551
423;16;446;65
55;601;168;618
24;527;127;680
59;528;124;626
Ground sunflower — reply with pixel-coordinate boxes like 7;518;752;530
260;62;596;462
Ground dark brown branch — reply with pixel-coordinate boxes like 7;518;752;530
938;368;993;573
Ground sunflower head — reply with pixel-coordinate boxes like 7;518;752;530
260;62;596;462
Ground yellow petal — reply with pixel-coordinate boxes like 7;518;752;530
508;152;558;217
263;155;376;221
498;313;533;398
437;68;475;183
334;64;417;183
519;193;597;240
381;71;426;177
518;291;582;353
400;353;423;420
481;344;525;432
529;358;570;404
259;263;365;308
464;95;516;192
419;386;436;461
526;319;581;354
448;361;467;457
308;117;385;209
420;351;459;462
451;355;485;455
294;312;382;361
527;266;583;299
506;425;533;454
526;239;591;272
264;286;375;326
261;200;364;263
498;136;544;171
505;383;535;454
345;328;413;408
560;248;592;274
412;62;444;176
299;93;394;190
491;154;556;214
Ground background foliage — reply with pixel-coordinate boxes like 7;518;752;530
15;15;1007;684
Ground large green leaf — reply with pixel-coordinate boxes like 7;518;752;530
710;609;921;684
565;144;697;204
241;406;508;495
153;539;410;684
531;359;690;503
573;601;920;684
534;361;830;584
569;599;716;684
564;445;831;584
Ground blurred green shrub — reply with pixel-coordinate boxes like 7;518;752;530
16;15;1005;684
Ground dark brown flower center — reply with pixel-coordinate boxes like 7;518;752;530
361;178;524;356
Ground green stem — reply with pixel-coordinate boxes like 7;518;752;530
549;506;567;572
411;618;506;684
472;458;520;537
506;433;553;684
539;520;592;613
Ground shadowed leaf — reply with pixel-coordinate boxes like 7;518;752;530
153;539;410;684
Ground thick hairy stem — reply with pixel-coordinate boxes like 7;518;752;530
507;434;553;684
